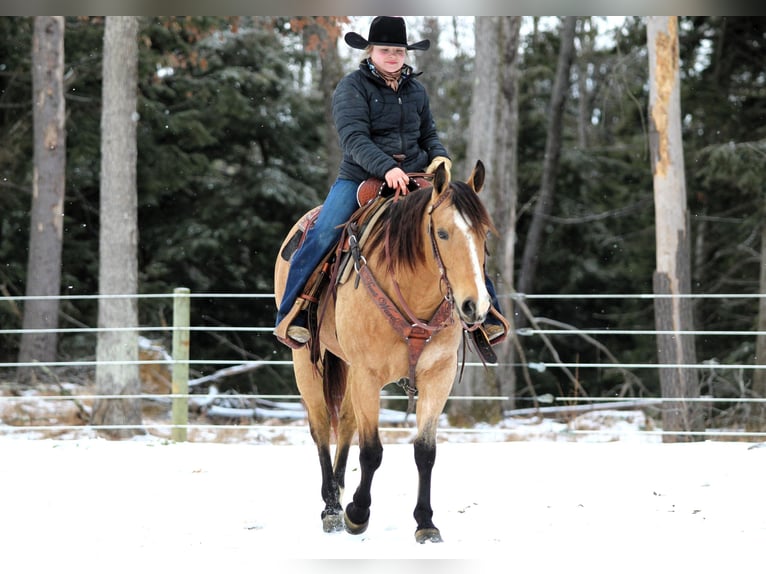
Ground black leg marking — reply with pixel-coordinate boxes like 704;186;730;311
344;435;383;534
318;445;343;532
413;436;443;543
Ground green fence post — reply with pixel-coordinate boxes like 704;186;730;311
171;287;190;442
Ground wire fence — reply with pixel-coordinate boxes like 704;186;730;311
2;290;766;442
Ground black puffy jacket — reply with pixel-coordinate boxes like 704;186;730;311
331;61;449;182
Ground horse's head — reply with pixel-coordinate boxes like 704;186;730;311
428;160;495;326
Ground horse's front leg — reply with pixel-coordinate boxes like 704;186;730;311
343;376;383;535
411;370;455;544
413;421;443;543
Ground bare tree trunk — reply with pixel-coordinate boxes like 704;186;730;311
517;16;577;302
575;18;593;150
415;17;442;94
17;16;66;386
465;17;500;184
92;16;142;438
321;41;342;190
750;220;766;431
449;17;501;424
305;17;343;190
647;16;703;443
493;16;523;410
450;17;521;421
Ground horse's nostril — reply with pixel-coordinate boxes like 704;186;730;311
461;299;477;321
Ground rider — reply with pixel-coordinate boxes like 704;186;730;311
275;16;505;347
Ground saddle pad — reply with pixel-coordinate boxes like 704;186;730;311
338;198;391;285
279;205;322;262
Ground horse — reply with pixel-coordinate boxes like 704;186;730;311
273;160;495;543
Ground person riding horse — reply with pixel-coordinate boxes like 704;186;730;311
274;16;506;350
274;159;502;542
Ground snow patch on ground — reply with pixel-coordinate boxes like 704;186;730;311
1;437;764;571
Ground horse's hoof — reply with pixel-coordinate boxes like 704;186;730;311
322;511;345;533
343;512;369;535
415;527;443;544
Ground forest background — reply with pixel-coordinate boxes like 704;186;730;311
1;16;765;431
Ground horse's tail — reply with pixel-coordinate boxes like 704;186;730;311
322;351;347;435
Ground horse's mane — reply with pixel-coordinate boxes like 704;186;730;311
366;180;495;271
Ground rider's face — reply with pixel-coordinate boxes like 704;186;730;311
369;45;407;74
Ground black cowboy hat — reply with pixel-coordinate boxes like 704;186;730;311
344;16;430;51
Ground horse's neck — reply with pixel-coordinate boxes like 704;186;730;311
370;257;446;320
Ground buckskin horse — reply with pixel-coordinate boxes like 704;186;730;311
273;160;495;543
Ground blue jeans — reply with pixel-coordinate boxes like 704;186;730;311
485;273;504;325
276;178;361;326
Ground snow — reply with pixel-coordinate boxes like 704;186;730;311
2;427;764;571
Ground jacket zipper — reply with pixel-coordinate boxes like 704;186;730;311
398;96;405;158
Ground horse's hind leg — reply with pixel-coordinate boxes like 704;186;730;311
331;391;357;501
293;352;344;532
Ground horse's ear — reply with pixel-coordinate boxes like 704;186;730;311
468;160;485;193
432;161;449;194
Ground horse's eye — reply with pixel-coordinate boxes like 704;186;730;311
437;229;449;240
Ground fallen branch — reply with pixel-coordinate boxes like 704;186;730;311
506;398;656;417
188;362;264;388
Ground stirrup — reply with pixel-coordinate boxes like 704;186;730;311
286;324;310;344
484;307;510;346
484;323;505;342
275;304;310;350
471;328;498;364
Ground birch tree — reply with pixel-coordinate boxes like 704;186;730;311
91;17;142;437
647;16;703;442
17;16;66;385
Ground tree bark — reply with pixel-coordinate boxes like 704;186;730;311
575;18;593;150
449;17;501;424
17;16;66;386
492;16;523;410
750;220;766;431
303;17;343;191
92;16;142;438
647;16;703;442
450;17;521;420
466;17;499;182
415;17;441;95
517;16;577;302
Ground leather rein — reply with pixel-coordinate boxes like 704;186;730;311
347;184;478;413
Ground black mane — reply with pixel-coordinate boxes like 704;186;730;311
366;181;494;271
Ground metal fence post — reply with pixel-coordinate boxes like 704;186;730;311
171;287;190;441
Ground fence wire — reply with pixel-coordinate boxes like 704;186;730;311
2;291;766;441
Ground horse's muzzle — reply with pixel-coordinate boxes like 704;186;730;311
459;298;487;326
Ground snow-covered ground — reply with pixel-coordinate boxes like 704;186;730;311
1;431;764;571
2;383;764;570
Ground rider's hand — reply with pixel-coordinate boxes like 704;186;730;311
385;167;409;194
